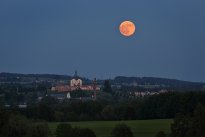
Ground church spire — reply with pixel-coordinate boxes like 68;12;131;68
74;70;79;79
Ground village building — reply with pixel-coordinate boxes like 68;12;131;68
51;70;100;92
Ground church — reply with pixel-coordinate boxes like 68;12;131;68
51;70;100;92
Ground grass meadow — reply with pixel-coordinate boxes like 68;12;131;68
49;119;172;137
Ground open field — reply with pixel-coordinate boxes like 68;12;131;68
49;119;172;137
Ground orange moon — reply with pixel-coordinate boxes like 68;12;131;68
119;21;135;37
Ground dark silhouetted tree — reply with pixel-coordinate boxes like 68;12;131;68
192;103;205;137
156;131;167;137
171;113;192;137
28;123;51;137
38;104;55;121
77;128;97;137
56;123;72;137
171;103;205;137
0;107;9;137
110;123;134;137
1;114;30;137
103;80;112;93
101;105;115;120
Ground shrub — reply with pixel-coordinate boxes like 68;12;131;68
28;123;51;137
1;114;30;137
56;123;72;137
156;131;167;137
110;123;134;137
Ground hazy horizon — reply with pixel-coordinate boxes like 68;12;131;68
1;71;204;83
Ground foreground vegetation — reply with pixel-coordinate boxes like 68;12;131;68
1;86;205;137
49;119;172;137
1;102;205;137
3;91;202;122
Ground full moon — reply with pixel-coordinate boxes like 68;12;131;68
119;21;135;37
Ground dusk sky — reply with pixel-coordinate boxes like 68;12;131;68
0;0;205;82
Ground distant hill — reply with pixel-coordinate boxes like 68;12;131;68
114;76;205;90
0;72;90;84
0;72;71;79
0;72;204;90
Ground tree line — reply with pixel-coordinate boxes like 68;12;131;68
5;91;205;122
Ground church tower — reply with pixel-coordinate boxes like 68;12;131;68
70;70;82;87
73;70;79;79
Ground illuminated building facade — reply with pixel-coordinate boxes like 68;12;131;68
51;70;100;92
